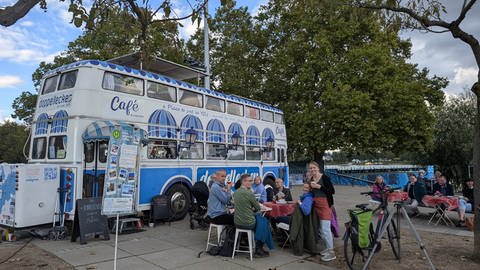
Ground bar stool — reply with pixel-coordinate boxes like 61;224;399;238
232;228;255;261
205;223;225;251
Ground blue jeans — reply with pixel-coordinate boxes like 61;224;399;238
458;199;472;213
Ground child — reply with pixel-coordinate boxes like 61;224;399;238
371;176;388;202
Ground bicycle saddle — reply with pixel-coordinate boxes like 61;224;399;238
355;203;369;210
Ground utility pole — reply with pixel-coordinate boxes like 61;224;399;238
203;0;210;89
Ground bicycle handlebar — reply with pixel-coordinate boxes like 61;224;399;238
360;187;401;196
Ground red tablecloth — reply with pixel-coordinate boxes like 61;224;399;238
262;202;296;218
422;195;459;211
387;191;409;202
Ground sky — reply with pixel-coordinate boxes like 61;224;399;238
0;0;479;123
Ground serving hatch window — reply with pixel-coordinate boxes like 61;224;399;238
58;70;78;90
246;106;260;120
42;75;59;94
206;96;225;112
227;102;243;116
179;89;203;108
102;71;144;96
260;110;274;122
147;81;176;102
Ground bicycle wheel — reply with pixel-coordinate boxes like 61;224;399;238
344;226;367;270
387;220;400;259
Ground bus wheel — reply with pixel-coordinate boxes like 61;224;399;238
166;184;191;220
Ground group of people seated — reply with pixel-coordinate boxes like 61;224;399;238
371;170;475;227
205;161;337;261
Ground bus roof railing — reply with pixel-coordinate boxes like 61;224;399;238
108;52;209;81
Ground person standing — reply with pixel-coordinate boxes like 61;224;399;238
252;176;267;203
307;161;336;261
207;170;234;225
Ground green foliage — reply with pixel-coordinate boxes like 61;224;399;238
425;92;476;185
0;121;29;163
11;91;38;124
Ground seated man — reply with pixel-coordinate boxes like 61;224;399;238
234;174;274;257
207;169;234;225
274;178;293;201
252;176;267;203
403;173;426;217
274;182;313;225
433;176;454;196
457;178;474;227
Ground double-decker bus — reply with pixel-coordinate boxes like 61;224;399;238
23;55;288;222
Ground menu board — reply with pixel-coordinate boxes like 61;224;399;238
102;125;141;215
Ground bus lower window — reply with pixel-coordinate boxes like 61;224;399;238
180;142;204;159
227;146;244;160
246;146;261;160
147;81;176;102
148;140;178;159
206;143;226;160
179;89;203;108
98;141;108;163
32;137;47;159
281;149;286;162
206;96;225;112
84;142;94;163
48;136;67;159
102;71;144;95
262;149;275;161
42;75;59;94
58;70;78;90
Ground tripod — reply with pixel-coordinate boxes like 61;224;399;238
361;201;436;270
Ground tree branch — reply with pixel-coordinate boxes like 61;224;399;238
151;0;207;24
455;0;477;26
0;0;39;27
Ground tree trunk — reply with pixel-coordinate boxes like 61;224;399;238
314;150;325;173
472;81;480;260
0;0;39;27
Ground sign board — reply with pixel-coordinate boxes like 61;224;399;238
102;125;141;215
71;197;110;244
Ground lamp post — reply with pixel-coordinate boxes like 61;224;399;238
231;131;241;149
185;127;198;146
260;136;275;178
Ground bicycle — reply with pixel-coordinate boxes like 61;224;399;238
343;187;402;270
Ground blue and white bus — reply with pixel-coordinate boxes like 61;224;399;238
24;56;288;222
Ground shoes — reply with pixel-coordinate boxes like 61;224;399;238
456;220;466;227
320;250;336;262
262;248;270;255
254;248;269;258
319;249;329;256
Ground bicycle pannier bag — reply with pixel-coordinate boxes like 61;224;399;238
350;210;373;249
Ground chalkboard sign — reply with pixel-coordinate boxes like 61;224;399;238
71;198;110;244
151;195;171;222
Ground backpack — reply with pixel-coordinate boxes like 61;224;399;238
349;210;373;249
192;181;209;205
207;225;236;257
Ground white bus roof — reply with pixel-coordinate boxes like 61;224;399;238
43;59;283;114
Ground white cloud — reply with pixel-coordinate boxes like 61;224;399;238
0;109;15;124
453;67;478;86
19;20;34;27
0;75;23;88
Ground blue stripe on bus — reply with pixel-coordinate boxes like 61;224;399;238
138;167;193;204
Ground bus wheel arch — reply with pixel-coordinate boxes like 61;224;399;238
263;174;276;186
163;177;192;220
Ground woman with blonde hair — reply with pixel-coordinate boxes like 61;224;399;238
307;161;336;261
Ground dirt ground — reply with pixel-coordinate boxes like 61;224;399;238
0;239;73;270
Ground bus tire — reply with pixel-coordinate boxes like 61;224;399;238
166;184;191;220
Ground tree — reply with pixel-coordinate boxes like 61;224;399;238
255;0;446;164
427;92;476;187
11;91;38;124
353;0;480;259
0;121;29;163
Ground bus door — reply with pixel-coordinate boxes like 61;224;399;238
83;140;109;198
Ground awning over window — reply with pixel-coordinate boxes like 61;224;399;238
51;110;68;133
228;123;244;144
262;128;275;146
206;119;225;143
35;113;49;135
180;114;204;141
246;125;260;146
82;120;147;142
148;109;177;139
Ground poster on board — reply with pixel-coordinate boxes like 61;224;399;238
101;125;142;216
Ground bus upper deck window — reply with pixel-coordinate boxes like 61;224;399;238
58;70;78;90
260;110;274;122
206;96;225;113
32;137;47;159
179;89;203;108
147;81;176;102
275;113;284;124
102;71;144;96
246;106;260;120
42;75;59;94
227;102;243;116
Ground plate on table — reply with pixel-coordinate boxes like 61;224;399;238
277;199;287;205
